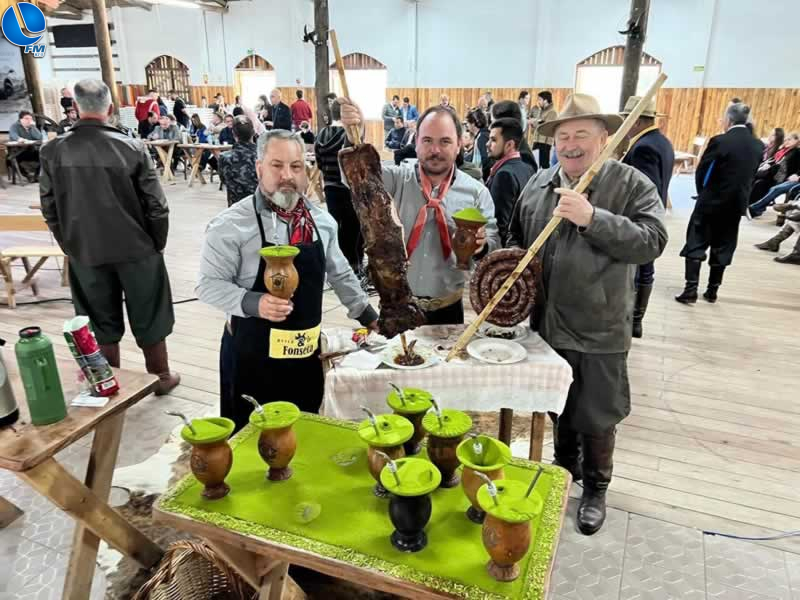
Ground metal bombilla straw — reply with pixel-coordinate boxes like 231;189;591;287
242;394;264;419
474;471;499;506
361;406;381;437
165;411;196;436
373;449;402;486
429;397;444;429
389;382;406;406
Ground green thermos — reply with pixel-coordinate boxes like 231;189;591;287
15;327;67;426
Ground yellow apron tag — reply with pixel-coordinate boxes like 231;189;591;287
269;324;321;359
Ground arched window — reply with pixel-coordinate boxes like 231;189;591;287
145;55;190;97
575;46;662;113
234;54;276;108
329;53;387;120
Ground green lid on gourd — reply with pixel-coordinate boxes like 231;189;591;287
386;387;433;415
456;435;511;472
477;479;543;523
259;245;300;258
249;401;301;429
452;207;488;224
380;457;442;497
422;409;472;438
181;417;235;444
357;414;414;448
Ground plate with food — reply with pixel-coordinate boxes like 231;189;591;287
381;338;441;370
477;323;529;342
466;338;527;365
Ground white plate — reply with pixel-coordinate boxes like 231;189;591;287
476;323;529;342
467;338;527;365
380;340;441;370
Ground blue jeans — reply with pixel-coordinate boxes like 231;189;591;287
750;181;800;216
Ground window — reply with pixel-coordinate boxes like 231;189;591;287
234;55;276;109
145;55;189;98
329;53;387;121
575;46;662;114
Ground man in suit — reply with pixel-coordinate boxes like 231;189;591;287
676;102;763;304
266;89;292;131
486;118;536;245
400;97;419;124
620;96;674;337
382;95;401;136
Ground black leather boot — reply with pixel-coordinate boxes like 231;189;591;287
577;429;615;536
632;284;652;339
550;414;582;482
675;259;701;304
703;266;725;303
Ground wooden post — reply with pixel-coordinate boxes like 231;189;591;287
313;0;330;126
619;0;650;111
498;408;513;447
89;0;119;114
20;48;45;115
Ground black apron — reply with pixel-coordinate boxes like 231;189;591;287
220;196;326;431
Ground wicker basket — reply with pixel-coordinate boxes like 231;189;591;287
133;540;256;600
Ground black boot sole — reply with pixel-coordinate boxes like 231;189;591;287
674;296;697;305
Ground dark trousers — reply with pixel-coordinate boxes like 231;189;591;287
422;300;464;326
636;262;655;286
534;142;552;169
325;185;364;271
68;253;175;346
680;207;741;267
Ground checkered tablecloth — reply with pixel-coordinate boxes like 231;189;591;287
321;325;573;420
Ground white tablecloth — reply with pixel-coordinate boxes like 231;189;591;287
321;325;573;420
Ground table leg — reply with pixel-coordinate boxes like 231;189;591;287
0;495;23;528
528;412;546;462
164;145;175;181
259;561;290;600
498;408;513;447
188;150;202;187
16;455;163;575
62;412;126;600
61;257;69;287
0;258;17;309
155;147;170;184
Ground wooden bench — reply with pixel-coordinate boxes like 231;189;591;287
0;214;68;309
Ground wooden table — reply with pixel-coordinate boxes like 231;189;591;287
0;362;163;599
178;143;232;187
2;140;43;185
145;140;180;184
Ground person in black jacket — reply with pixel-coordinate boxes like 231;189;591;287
465;109;489;171
485;100;538;179
169;90;189;128
486;118;536;245
267;89;292;131
385;116;407;150
676;102;763;304
393;121;417;165
620;96;675;337
314;103;364;273
39;79;180;395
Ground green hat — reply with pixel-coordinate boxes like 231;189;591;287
456;435;511;472
180;417;235;444
380;457;442;497
386;387;433;415
358;413;414;448
422;409;472;438
477;479;543;523
249;401;301;430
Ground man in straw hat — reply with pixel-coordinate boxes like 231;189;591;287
507;93;668;535
620;96;675;338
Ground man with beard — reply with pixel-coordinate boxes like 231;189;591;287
486;118;536;245
196;130;378;431
507;93;667;535
340;101;500;325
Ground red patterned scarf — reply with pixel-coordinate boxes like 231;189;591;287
269;197;314;245
406;165;455;260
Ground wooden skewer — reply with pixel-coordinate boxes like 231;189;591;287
329;29;362;146
446;72;669;362
400;333;409;357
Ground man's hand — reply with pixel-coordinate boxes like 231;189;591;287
367;320;380;332
338;98;364;143
474;226;487;254
258;293;293;322
553;187;594;228
789;174;799;183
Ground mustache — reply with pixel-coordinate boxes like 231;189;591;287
278;182;297;189
559;149;585;159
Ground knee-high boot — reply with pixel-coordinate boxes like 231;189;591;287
577;428;615;535
550;413;582;482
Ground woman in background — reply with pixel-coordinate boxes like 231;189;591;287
465;109;489;170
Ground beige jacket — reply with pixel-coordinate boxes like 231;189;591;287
532;106;558;146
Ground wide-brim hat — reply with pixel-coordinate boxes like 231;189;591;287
539;93;624;138
620;95;667;118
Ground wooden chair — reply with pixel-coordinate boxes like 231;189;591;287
680;136;708;173
0;214;68;309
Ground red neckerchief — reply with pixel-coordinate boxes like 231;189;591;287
775;147;789;163
269;197;314;245
488;151;521;180
406;165;455;260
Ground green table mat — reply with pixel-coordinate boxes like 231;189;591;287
159;414;568;600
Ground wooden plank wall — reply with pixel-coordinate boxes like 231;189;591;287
111;84;800;153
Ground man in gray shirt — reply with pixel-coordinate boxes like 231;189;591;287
196;129;377;431
340;101;500;325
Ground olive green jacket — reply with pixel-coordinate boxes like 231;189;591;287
507;161;668;354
